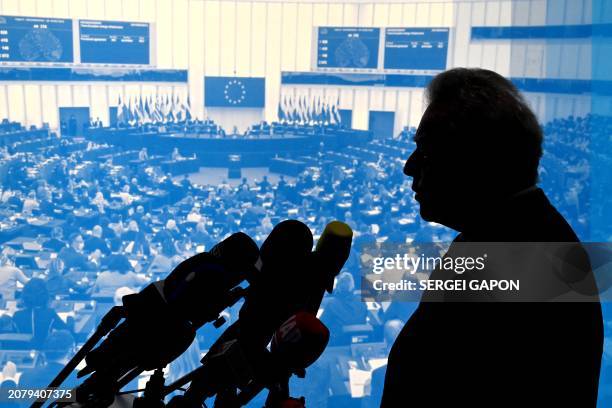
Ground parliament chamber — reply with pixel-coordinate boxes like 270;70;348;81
0;0;610;407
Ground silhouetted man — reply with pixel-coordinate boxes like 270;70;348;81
382;68;603;407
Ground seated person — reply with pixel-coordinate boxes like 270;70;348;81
154;220;181;250
145;240;177;276
0;255;29;301
58;233;97;271
138;147;149;161
192;222;214;250
0;378;19;408
90;191;109;214
362;320;404;408
122;220;150;256
320;272;368;346
95;244;147;295
18;330;78;389
21;191;39;216
171;147;183;161
0;315;17;334
45;258;81;299
93;267;148;296
101;240;133;273
257;175;271;192
113;286;136;307
84;225;111;256
12;279;69;348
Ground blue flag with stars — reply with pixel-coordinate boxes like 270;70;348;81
204;76;265;108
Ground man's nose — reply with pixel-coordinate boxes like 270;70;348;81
403;151;419;177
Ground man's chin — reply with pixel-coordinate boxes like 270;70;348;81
418;205;437;222
418;204;461;231
418;202;448;225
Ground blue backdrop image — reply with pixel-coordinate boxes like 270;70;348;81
0;1;610;407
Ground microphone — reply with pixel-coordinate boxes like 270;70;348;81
238;220;315;350
83;232;259;372
255;221;352;408
166;312;329;408
238;220;352;349
42;232;259;408
167;220;352;407
270;311;330;372
234;312;330;408
304;220;354;312
166;220;315;405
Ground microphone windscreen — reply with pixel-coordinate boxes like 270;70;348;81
260;220;313;274
210;231;260;269
316;221;353;292
271;312;330;372
163;232;259;323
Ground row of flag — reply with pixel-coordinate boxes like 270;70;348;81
278;93;342;125
116;94;193;125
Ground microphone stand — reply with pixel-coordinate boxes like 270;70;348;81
36;285;248;408
30;306;126;408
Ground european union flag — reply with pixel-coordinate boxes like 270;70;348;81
204;76;265;108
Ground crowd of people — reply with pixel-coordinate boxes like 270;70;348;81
0;114;609;406
540;114;612;239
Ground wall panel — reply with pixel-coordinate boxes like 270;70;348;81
23;85;41;127
250;2;267;76
40;85;57;128
295;3;314;71
0;87;9;121
219;1;237;75
172;0;189;69
235;2;252;76
7;85;25;123
328;3;343;25
0;0;595;130
280;3;298;71
85;0;104;19
204;0;221;76
69;0;86;17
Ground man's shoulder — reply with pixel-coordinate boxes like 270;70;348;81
469;189;580;242
519;190;580;242
0;266;21;276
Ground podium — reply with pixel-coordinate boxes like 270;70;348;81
228;154;241;179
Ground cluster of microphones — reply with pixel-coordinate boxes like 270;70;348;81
31;219;353;408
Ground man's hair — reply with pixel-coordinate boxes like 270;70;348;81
425;68;543;189
68;232;82;243
21;278;49;309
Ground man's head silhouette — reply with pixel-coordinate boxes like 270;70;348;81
404;68;543;232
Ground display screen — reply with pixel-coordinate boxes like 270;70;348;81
0;15;74;63
79;19;149;65
384;27;449;71
317;27;380;69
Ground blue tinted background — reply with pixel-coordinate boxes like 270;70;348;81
0;1;611;407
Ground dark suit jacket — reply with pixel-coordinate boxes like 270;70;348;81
381;189;603;407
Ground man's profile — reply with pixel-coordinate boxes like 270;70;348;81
382;68;603;407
